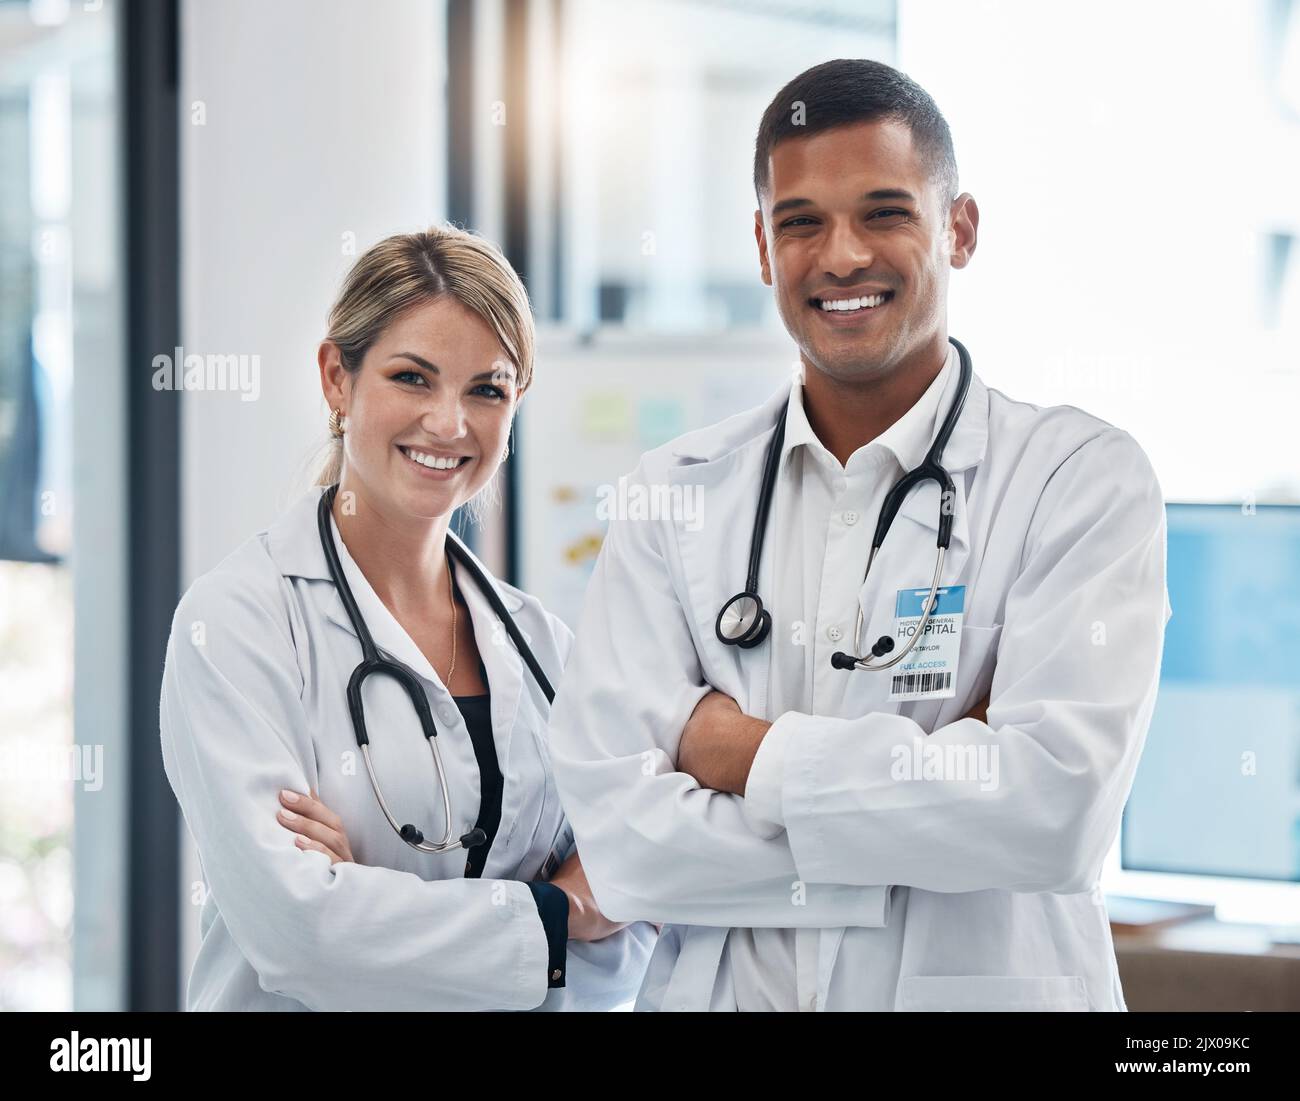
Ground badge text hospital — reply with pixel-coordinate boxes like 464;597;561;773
887;584;965;702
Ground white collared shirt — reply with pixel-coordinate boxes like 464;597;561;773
725;344;957;1012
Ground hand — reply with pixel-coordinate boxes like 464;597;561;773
277;787;355;865
547;851;628;943
963;691;991;724
677;689;769;795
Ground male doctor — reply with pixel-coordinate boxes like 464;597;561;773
547;58;1170;1011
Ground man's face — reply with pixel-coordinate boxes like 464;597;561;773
755;117;974;385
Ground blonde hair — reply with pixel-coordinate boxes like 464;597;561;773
316;224;535;490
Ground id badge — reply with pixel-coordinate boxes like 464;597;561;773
886;584;965;702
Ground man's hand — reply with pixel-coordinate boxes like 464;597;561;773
678;683;993;796
547;851;629;942
677;690;771;795
964;691;990;724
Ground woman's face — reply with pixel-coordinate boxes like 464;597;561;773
321;296;521;521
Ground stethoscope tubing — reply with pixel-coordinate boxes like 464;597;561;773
716;336;973;670
317;483;553;854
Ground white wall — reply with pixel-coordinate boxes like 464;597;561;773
898;0;1300;504
177;0;446;994
180;0;446;582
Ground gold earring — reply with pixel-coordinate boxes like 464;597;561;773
328;408;345;438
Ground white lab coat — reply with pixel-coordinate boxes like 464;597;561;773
547;360;1170;1011
159;486;656;1011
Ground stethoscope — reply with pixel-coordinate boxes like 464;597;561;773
317;483;555;854
714;335;973;673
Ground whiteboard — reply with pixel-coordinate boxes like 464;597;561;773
517;327;795;628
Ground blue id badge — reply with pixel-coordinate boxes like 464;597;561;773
886;584;965;702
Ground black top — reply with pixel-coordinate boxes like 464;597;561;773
453;676;501;880
453;660;568;989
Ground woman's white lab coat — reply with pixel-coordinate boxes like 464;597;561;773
546;363;1170;1011
159;486;655;1011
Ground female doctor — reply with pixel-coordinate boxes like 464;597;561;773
159;225;655;1011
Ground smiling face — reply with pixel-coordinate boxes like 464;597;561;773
319;295;520;521
754;117;976;387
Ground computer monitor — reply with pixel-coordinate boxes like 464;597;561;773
1122;503;1300;883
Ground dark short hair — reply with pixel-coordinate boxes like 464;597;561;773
753;58;958;209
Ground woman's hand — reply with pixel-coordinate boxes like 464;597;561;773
546;851;628;943
277;788;355;865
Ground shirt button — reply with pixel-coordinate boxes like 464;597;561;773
438;706;455;724
842;510;859;526
827;626;843;642
551;968;562;981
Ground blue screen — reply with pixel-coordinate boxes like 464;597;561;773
1123;505;1300;882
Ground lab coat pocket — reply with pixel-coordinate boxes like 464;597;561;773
898;974;1088;1012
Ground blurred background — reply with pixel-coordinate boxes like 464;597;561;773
1;0;1298;1010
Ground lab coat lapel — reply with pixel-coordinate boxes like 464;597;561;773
267;488;390;659
669;399;785;721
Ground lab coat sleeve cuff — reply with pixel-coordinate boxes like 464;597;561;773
742;715;795;836
777;708;924;885
526;881;570;988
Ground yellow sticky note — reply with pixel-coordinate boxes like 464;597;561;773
581;391;631;440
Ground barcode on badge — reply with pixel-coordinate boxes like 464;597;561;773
890;670;953;696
